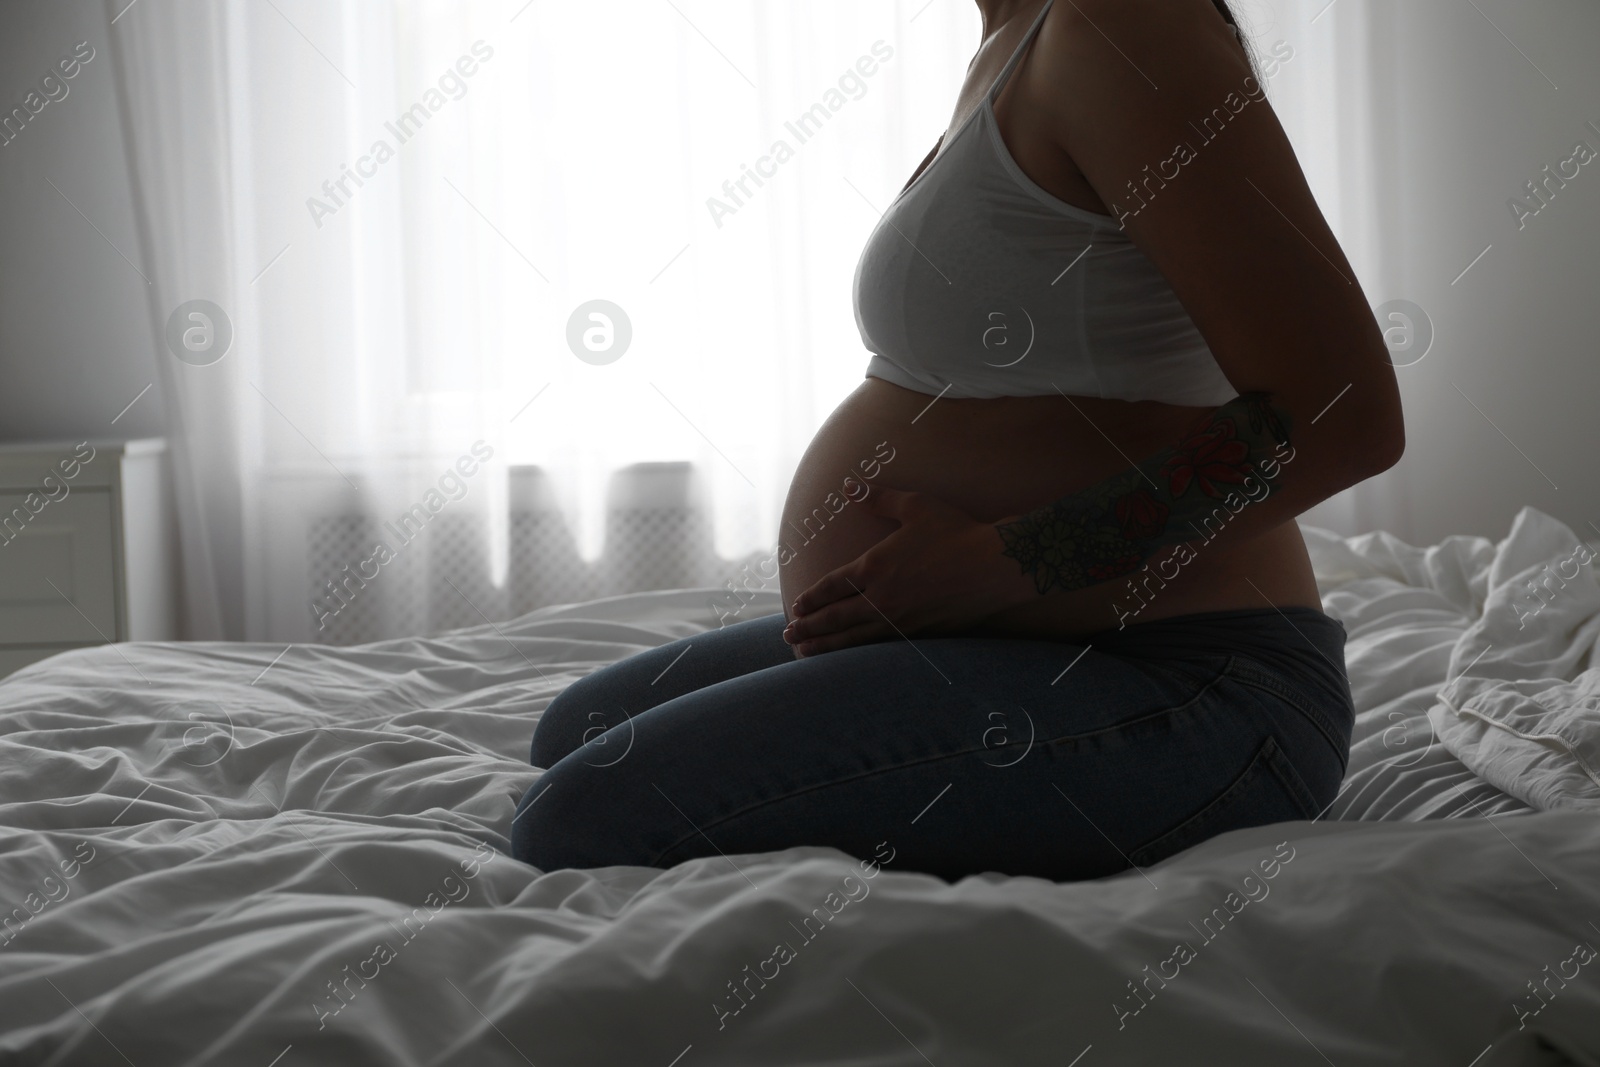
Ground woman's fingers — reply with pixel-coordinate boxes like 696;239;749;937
791;492;921;618
792;616;888;657
785;592;877;644
792;560;870;618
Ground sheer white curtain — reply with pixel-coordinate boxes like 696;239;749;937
108;0;1389;642
1239;0;1410;538
108;0;998;641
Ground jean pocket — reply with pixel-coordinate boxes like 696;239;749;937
1224;658;1354;775
1127;734;1320;869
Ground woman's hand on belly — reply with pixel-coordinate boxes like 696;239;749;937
783;485;1037;657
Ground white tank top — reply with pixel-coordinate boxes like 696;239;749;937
852;0;1239;405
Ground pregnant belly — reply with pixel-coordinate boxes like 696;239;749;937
776;377;1321;639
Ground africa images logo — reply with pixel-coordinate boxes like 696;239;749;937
305;41;495;229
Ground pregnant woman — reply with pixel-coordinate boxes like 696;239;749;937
513;0;1403;882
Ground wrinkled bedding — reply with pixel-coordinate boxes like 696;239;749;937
1309;507;1576;820
2;510;1598;1065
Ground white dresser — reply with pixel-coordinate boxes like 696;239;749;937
0;438;178;678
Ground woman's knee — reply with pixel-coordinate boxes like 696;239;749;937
530;669;634;768
509;763;657;871
530;617;793;768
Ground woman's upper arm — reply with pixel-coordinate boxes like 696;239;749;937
1039;0;1403;472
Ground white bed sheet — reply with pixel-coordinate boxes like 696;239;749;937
3;515;1599;1065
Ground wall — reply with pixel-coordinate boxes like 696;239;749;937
1278;0;1600;545
1374;0;1600;546
0;0;166;442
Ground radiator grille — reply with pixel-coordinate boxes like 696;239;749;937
304;463;773;644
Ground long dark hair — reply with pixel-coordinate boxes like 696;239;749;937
1211;0;1262;83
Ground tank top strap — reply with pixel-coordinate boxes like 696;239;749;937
985;0;1057;104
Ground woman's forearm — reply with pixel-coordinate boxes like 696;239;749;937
994;392;1300;596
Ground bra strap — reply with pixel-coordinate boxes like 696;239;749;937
986;0;1057;103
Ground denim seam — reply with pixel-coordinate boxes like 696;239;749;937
1260;733;1322;818
1127;733;1317;866
1035;654;1234;749
647;656;1235;867
1223;661;1351;774
1128;735;1280;866
1226;661;1348;753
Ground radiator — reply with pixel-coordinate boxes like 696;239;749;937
269;462;770;645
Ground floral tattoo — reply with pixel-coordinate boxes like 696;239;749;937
996;392;1295;595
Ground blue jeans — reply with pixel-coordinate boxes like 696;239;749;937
510;607;1354;883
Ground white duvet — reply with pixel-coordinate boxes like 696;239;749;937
2;509;1599;1065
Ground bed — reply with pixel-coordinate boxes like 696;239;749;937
3;506;1599;1066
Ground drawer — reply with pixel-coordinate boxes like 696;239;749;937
0;489;118;644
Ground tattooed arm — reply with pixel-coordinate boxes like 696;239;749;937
996;392;1295;595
